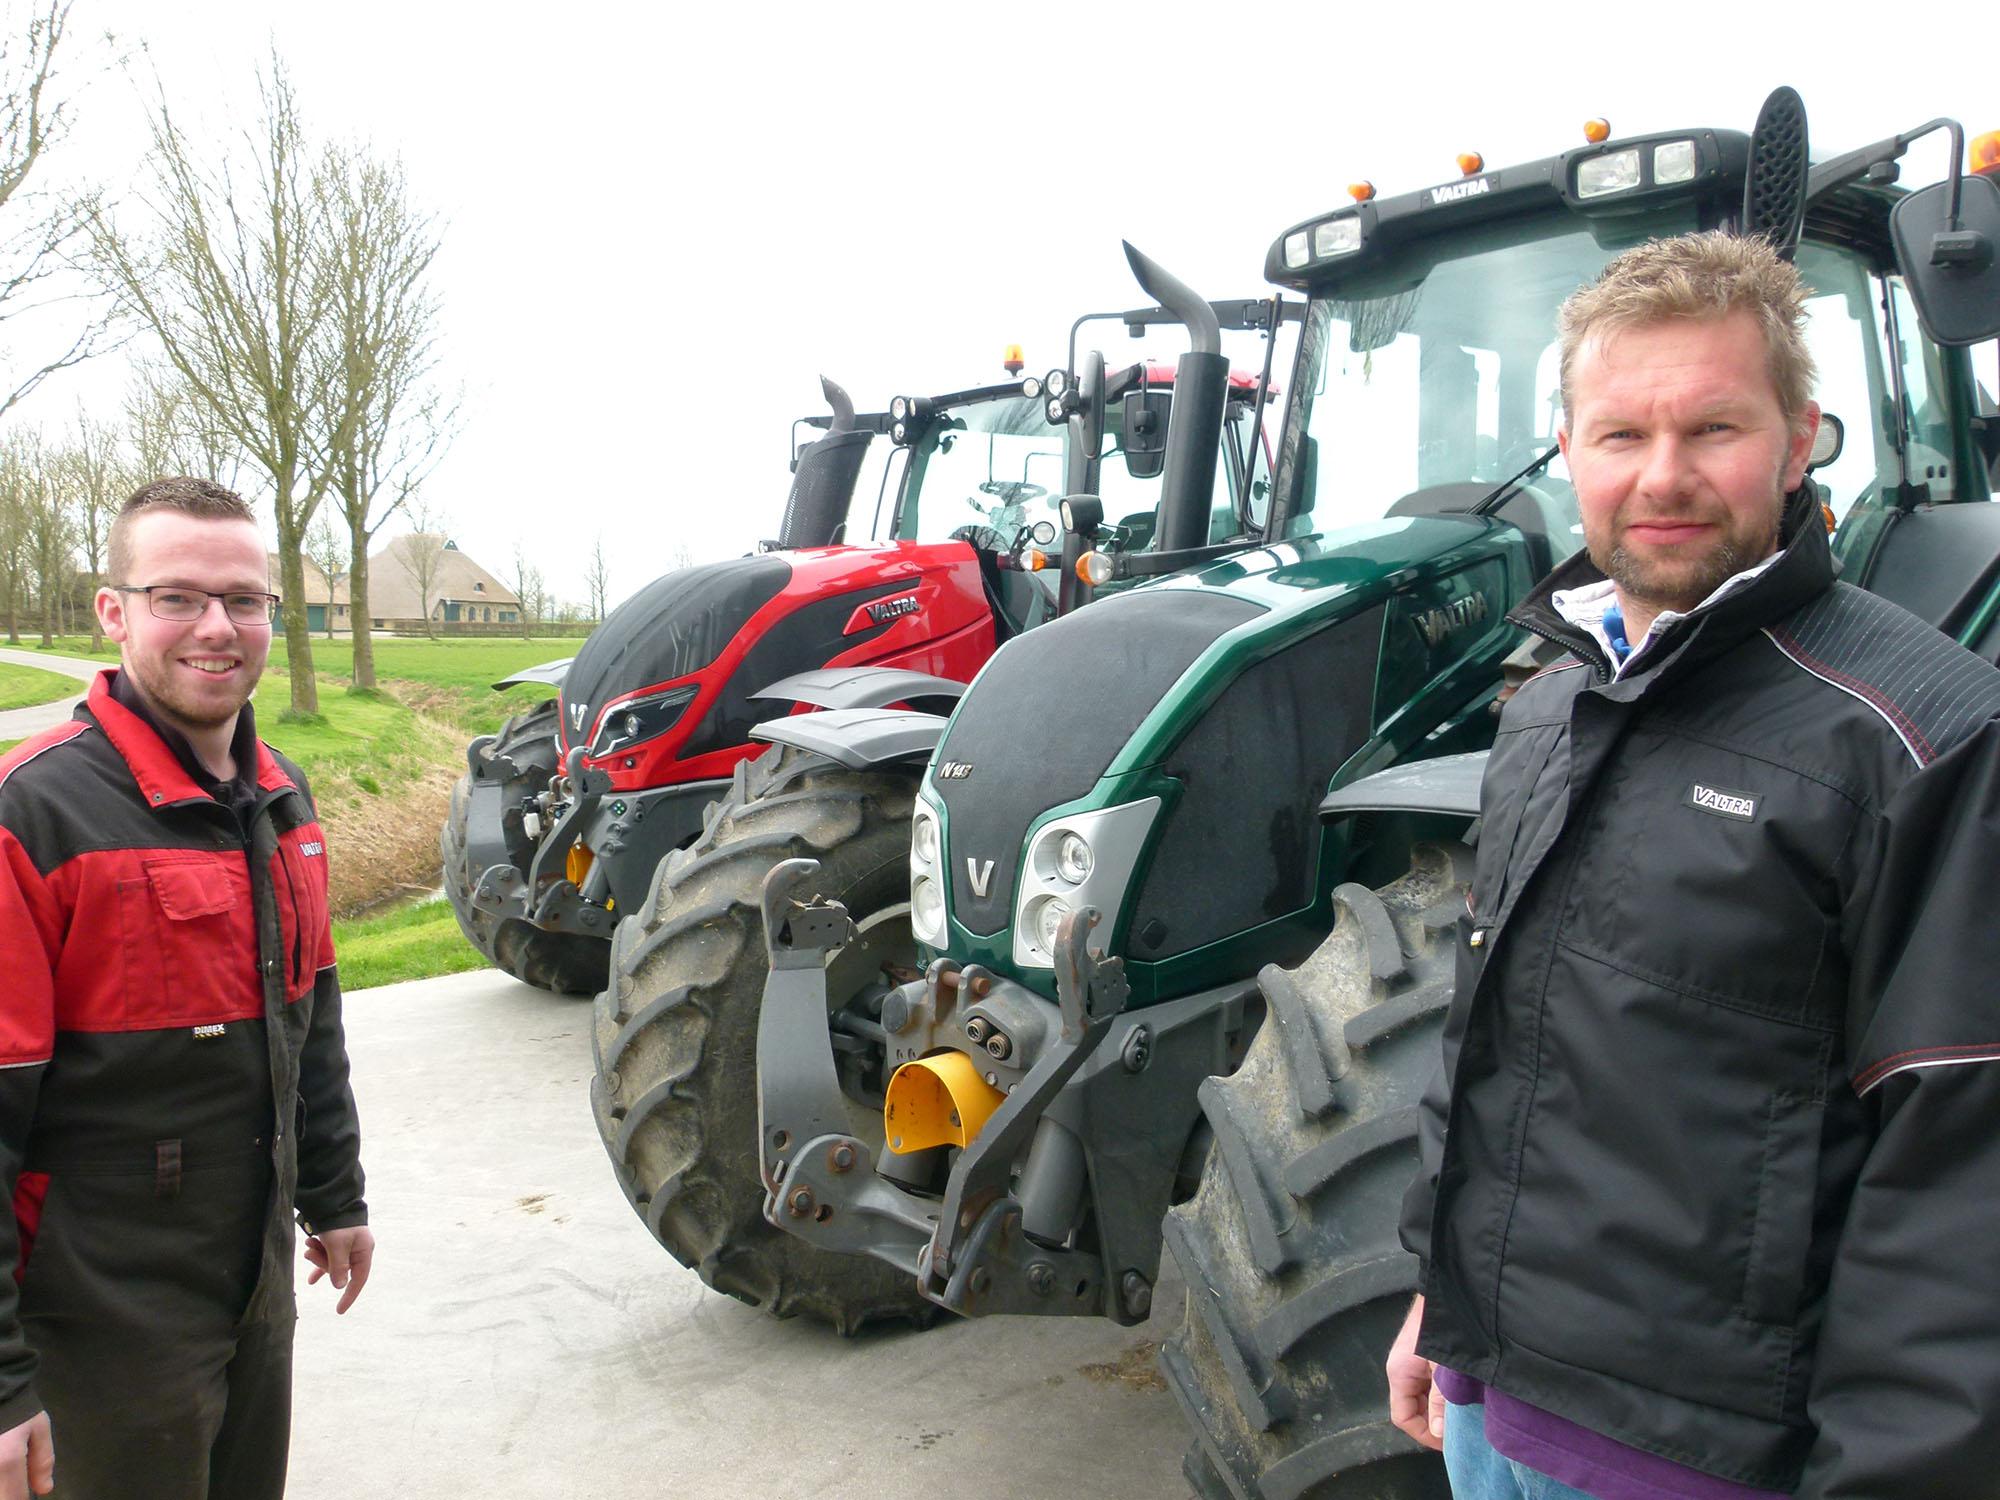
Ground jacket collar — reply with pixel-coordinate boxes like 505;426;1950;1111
1508;486;1835;689
82;670;293;811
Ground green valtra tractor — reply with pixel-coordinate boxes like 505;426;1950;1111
607;91;2000;1500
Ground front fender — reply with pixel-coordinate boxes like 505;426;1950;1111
749;706;947;771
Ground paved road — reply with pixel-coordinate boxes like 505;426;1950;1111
291;968;1193;1500
0;648;100;739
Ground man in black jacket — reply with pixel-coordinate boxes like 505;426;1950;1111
0;479;373;1499
1386;232;2000;1498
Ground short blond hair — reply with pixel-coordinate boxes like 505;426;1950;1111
1558;231;1816;430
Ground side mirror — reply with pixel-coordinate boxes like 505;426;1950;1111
1122;389;1171;480
1891;171;2000;347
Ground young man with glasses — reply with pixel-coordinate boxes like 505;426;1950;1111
0;478;372;1498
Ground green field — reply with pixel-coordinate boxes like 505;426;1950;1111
0;662;83;711
332;895;488;991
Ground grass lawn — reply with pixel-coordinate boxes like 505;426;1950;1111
332;895;488;991
0;662;83;710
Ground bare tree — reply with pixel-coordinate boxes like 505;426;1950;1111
304;512;343;639
123;360;242;489
584;533;609;624
0;3;119;418
321;140;450;690
61;407;126;650
511;542;544;640
395;494;448;640
88;57;340;714
17;430;69;646
0;436;28;642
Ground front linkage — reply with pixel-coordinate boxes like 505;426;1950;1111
755;858;1248;1324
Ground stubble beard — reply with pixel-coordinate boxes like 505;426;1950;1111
1595;466;1789;619
125;652;260;737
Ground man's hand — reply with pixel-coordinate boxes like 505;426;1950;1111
304;1225;375;1314
0;1411;52;1498
1386;1294;1445;1451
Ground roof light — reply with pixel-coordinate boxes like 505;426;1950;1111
1654;139;1698;185
1019;375;1042;400
1045;368;1068;397
1003;343;1025;375
1577;147;1642;198
1348;180;1375;202
1583;118;1611;144
1312;217;1361;257
1974;130;2000;176
1046;397;1066;424
1456;152;1484;176
1282;229;1310;269
890;395;908;421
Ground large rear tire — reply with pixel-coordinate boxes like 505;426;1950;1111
441;698;609;996
590;744;937;1332
1162;843;1464;1500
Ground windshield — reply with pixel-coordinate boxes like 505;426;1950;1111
1278;209;1924;573
1279;212;1702;561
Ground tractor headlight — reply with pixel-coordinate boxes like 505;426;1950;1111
890;395;909;421
1056;832;1093;884
1653;139;1698;185
1312;217;1361;257
1032;896;1070;955
913;877;946;942
1282;229;1310;269
1576;147;1642;198
1012;797;1162;969
914;813;939;866
1045;368;1068;398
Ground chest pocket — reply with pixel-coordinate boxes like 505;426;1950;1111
1558;727;1861;1020
271;824;330;1002
115;854;261;1027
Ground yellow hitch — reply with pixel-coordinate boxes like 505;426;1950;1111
883;1052;1006;1154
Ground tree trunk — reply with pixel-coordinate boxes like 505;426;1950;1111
274;504;319;715
348;512;375;690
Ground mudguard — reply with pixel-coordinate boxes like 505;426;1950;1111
1317;750;1487;823
749;707;948;770
750;666;968;711
491;657;573;690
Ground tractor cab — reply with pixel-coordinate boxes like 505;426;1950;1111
1266;120;2000;655
873;359;1281;637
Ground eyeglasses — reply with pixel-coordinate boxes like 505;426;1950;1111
115;585;282;625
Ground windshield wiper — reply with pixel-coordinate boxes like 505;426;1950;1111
1470;443;1561;516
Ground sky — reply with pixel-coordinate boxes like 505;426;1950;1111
13;2;1995;613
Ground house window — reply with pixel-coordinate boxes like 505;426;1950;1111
474;581;484;592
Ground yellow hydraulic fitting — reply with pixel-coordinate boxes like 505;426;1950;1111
566;843;594;888
883;1051;1006;1154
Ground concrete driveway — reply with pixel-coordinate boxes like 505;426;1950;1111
0;648;101;740
291;968;1193;1500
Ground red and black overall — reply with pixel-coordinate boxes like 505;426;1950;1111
0;672;365;1498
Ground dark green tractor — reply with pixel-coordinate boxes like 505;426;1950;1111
606;93;2000;1500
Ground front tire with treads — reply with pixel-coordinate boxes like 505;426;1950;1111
589;744;936;1333
1162;843;1465;1500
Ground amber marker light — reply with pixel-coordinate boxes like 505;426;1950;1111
1003;343;1025;375
1973;131;2000;176
1077;552;1114;587
1584;118;1612;144
1457;152;1484;176
1348;181;1376;202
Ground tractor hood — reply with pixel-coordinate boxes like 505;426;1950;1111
925;513;1522;993
559;554;792;752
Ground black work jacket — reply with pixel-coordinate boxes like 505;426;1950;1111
1402;493;2000;1496
0;672;365;1430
